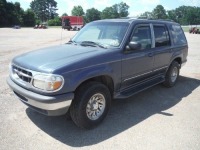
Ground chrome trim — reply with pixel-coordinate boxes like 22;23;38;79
13;69;32;78
86;93;106;120
122;56;144;61
124;71;153;82
153;66;168;72
124;66;168;82
21;97;72;111
121;74;164;93
10;63;65;93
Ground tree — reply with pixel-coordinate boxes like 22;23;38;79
48;0;58;19
174;6;200;25
71;5;84;16
85;8;101;22
0;0;9;26
101;7;118;19
0;0;24;26
14;2;24;25
167;10;177;21
174;6;188;24
118;2;129;17
62;13;68;17
30;0;58;22
140;11;153;19
101;2;129;19
23;9;36;26
152;5;167;19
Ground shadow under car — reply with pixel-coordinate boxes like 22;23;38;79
26;75;200;147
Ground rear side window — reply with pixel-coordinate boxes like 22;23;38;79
154;25;170;47
170;25;187;45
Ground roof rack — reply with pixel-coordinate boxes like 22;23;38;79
148;18;175;22
137;16;174;22
120;17;175;22
120;17;137;19
137;16;149;19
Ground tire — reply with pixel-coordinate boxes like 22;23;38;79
70;81;111;129
163;61;180;87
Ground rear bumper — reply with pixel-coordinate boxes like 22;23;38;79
7;77;74;116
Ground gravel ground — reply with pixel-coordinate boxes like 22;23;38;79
0;28;199;150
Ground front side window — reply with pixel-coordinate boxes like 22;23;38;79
72;22;129;48
154;25;170;47
130;25;152;50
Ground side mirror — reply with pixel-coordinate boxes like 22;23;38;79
126;41;141;51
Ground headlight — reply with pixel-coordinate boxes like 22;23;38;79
32;74;64;92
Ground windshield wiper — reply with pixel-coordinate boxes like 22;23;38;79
80;41;107;49
66;39;77;45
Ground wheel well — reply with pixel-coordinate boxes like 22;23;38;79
76;76;114;96
174;57;182;65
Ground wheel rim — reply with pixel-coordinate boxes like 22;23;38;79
171;66;178;83
86;93;106;120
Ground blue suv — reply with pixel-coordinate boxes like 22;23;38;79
7;18;188;129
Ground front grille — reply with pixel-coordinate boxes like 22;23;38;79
12;65;32;83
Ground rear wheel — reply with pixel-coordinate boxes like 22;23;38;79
163;61;180;87
70;82;111;129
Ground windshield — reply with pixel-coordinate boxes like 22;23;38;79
72;22;129;48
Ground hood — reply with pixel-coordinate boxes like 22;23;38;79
13;44;105;73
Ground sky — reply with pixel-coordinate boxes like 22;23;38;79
8;0;200;16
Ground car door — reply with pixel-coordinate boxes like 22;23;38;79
121;24;154;89
152;24;172;72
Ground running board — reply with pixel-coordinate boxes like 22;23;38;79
116;77;165;99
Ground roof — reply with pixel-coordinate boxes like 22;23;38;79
93;18;179;25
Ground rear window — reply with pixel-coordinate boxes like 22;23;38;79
154;25;170;47
170;25;187;45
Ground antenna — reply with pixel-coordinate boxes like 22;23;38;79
60;27;63;45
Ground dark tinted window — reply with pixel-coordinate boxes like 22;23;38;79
171;25;187;45
154;25;170;47
131;25;152;50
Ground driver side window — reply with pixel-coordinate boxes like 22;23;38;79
130;25;152;50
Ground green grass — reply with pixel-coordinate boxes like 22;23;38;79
182;26;189;32
48;26;62;28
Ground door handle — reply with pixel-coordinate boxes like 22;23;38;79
148;53;154;57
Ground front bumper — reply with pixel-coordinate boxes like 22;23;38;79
7;77;74;116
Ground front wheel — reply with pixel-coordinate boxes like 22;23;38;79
70;82;111;129
163;61;180;87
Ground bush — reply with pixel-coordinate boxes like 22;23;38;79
35;20;41;25
48;17;61;26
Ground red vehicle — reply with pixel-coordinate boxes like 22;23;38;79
62;16;84;31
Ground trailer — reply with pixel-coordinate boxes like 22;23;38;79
62;16;84;31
